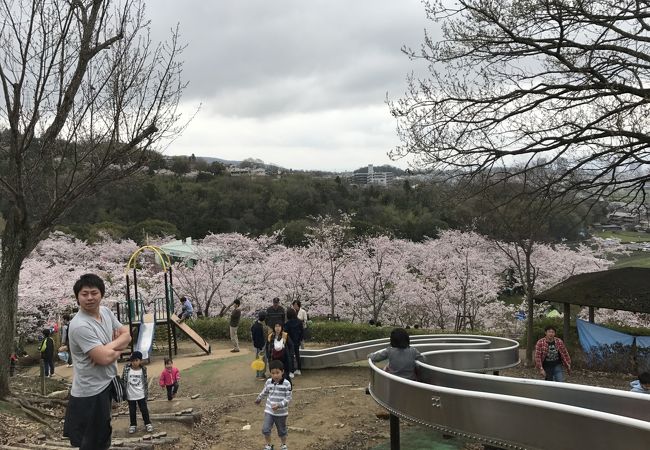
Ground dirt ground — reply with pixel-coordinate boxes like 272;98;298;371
1;341;638;450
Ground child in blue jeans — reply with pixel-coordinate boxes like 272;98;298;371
255;360;292;450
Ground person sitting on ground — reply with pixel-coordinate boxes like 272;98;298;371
255;360;292;450
368;327;423;380
630;372;650;394
178;296;194;322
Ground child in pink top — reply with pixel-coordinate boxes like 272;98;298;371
159;358;180;401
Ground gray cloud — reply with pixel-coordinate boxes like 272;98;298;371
145;0;436;170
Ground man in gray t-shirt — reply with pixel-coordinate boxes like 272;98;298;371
69;305;124;396
63;274;130;450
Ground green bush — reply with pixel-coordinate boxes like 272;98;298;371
180;317;256;341
177;318;480;344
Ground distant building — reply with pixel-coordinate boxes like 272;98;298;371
607;211;638;225
353;164;394;186
227;166;267;177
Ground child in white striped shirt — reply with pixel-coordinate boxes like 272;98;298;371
255;359;292;450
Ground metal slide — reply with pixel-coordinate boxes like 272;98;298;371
134;313;156;360
302;335;650;450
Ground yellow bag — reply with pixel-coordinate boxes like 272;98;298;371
251;356;265;372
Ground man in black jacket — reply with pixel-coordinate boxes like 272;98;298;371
265;297;286;330
251;311;268;379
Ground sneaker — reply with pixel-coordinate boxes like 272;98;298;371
294;370;301;375
263;445;272;450
145;423;154;432
280;444;288;450
66;364;73;368
289;372;294;379
230;349;240;353
128;426;136;434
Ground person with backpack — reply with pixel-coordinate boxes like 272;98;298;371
40;328;55;378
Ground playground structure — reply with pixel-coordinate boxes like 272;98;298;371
300;335;650;450
117;246;210;361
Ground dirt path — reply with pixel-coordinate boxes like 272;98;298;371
15;344;636;450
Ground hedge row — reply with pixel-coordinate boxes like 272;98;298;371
174;317;491;344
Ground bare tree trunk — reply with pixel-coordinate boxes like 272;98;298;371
524;248;536;367
330;273;336;317
0;219;34;397
525;290;535;367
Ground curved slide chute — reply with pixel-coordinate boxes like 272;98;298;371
301;335;650;450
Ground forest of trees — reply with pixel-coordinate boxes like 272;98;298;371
0;156;607;247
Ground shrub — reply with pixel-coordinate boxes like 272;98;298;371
175;318;487;345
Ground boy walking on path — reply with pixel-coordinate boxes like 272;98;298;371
122;351;153;434
63;274;131;450
230;298;242;352
255;360;292;450
40;329;55;377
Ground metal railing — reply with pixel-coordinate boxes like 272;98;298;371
301;334;650;450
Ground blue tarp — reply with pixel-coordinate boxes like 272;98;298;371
576;319;635;354
637;336;650;348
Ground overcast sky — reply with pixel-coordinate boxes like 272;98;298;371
146;1;434;172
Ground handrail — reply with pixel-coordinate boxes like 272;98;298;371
301;334;650;449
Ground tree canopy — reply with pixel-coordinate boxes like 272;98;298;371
0;0;186;397
391;0;650;203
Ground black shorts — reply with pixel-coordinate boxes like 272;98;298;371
63;384;112;450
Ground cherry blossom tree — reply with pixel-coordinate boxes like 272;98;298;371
305;213;355;317
15;232;139;343
341;236;412;323
264;246;320;310
496;237;615;364
411;230;508;332
172;233;281;317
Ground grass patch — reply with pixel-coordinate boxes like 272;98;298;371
613;251;650;268
595;230;650;243
182;355;246;384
